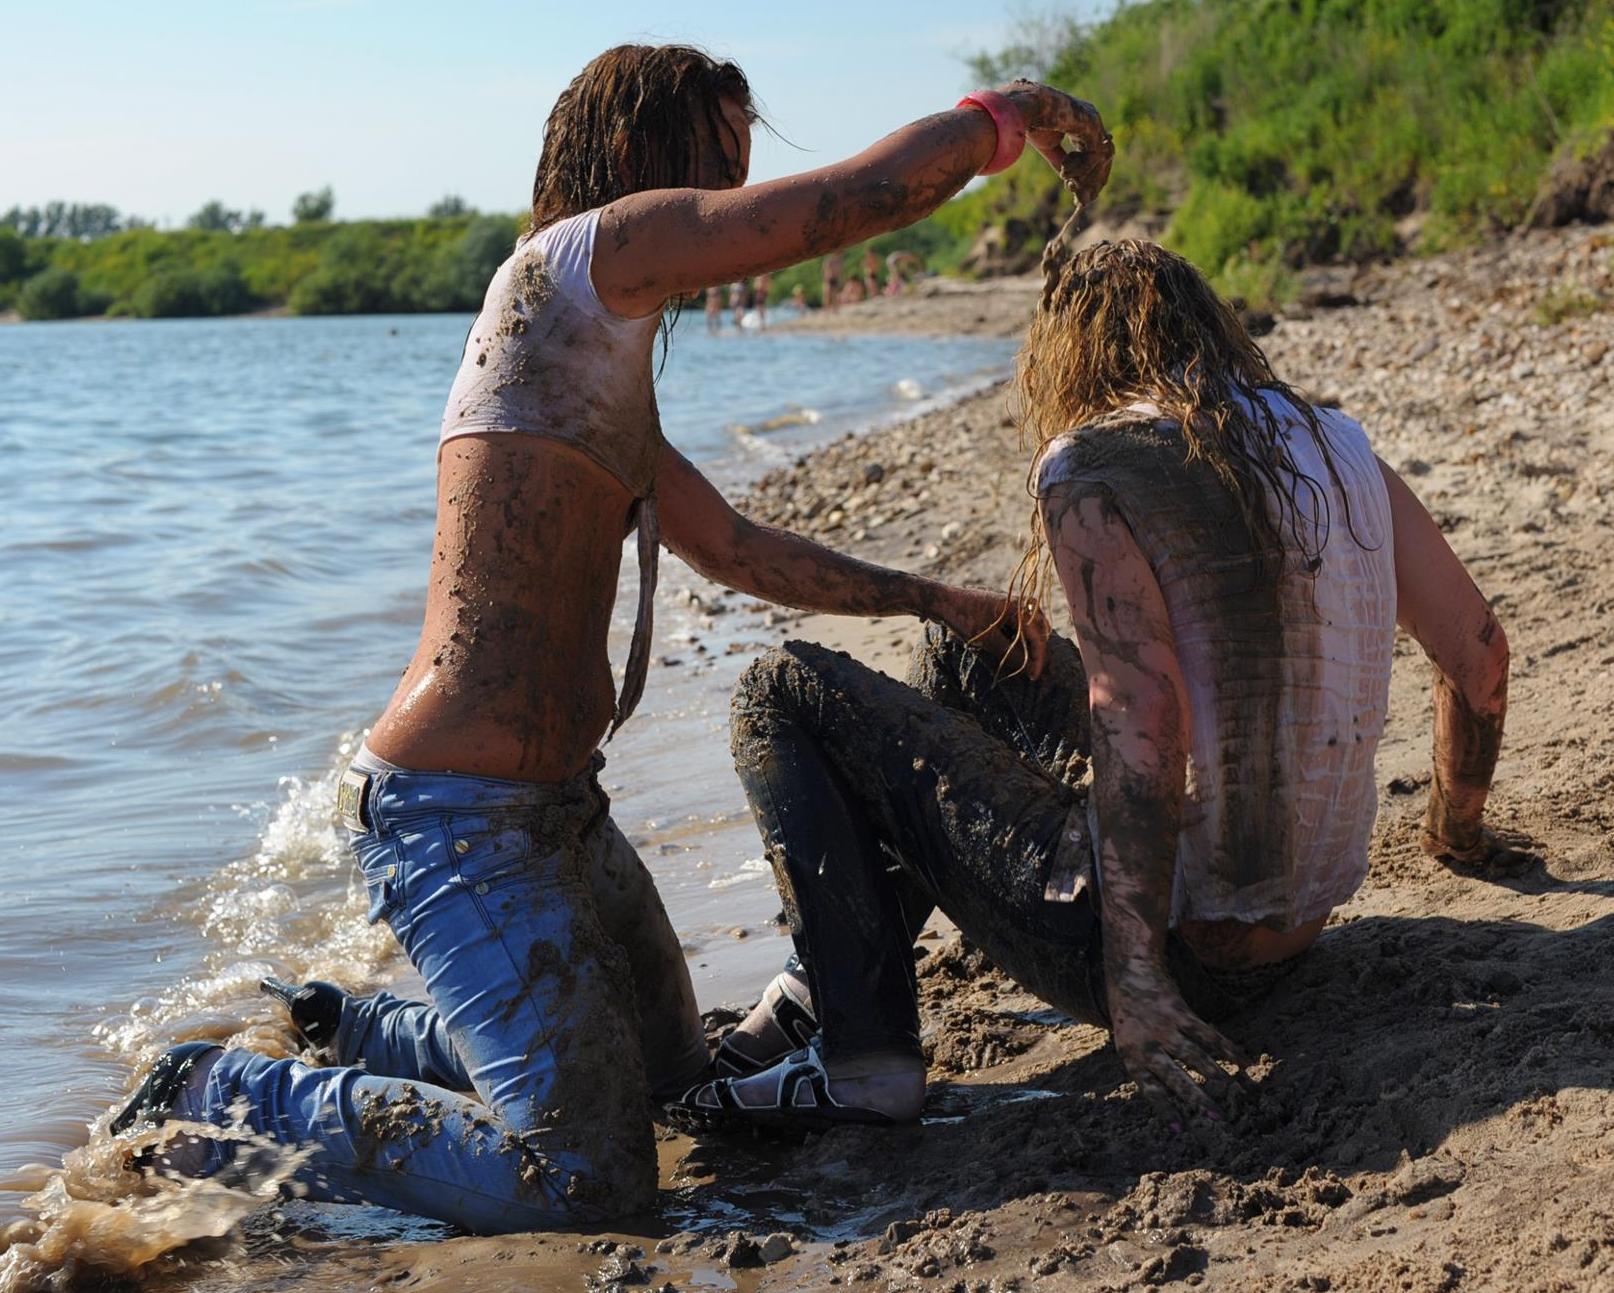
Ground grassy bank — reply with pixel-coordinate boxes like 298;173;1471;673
966;0;1614;300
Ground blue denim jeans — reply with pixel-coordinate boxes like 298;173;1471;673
195;750;708;1233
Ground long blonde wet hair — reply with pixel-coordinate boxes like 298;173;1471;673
1005;238;1352;638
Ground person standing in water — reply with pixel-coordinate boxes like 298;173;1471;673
110;46;1112;1232
822;250;845;312
753;270;772;328
684;240;1516;1132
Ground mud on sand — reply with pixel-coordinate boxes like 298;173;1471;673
718;226;1614;1291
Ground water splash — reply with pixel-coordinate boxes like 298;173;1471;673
94;735;399;1072
4;737;395;1290
0;1109;313;1293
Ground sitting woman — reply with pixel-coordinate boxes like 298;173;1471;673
677;239;1514;1131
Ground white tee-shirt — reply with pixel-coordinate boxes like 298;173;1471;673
1036;391;1397;930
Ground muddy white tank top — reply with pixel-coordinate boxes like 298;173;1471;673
439;209;666;733
1036;391;1397;930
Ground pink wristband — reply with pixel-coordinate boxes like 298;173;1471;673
957;89;1027;175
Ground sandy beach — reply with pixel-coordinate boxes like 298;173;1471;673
6;231;1611;1293
380;228;1614;1292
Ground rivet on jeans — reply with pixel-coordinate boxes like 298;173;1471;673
475;882;489;895
454;838;470;855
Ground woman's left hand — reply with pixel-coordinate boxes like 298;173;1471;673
1107;966;1247;1129
1001;82;1114;204
934;585;1049;680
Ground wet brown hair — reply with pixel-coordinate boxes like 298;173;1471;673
1008;238;1357;632
527;44;756;364
530;44;755;233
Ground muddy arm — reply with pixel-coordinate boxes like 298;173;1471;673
1376;457;1512;862
658;443;1037;663
1043;482;1243;1124
593;88;1110;317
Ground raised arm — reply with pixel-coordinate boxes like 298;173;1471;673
658;443;1046;675
1043;481;1242;1126
593;84;1112;317
1376;458;1513;864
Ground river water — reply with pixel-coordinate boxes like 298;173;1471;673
0;309;1013;1284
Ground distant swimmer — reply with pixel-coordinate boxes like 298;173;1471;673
109;54;1112;1230
677;239;1518;1134
704;282;722;332
861;247;881;297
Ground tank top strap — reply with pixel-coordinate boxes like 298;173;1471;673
610;491;659;737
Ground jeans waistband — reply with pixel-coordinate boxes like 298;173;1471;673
342;745;606;835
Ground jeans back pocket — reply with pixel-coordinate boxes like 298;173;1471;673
445;814;535;894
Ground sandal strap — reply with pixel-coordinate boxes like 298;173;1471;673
771;1043;836;1112
768;985;819;1051
671;1040;896;1132
713;969;819;1078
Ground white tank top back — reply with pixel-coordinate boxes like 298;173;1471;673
1036;391;1397;930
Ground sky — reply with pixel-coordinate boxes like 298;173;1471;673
0;0;1112;228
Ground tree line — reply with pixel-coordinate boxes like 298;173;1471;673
0;189;522;320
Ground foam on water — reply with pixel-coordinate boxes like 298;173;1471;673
0;1112;313;1293
1;738;400;1289
92;735;400;1074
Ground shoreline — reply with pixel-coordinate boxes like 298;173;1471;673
338;226;1614;1291
7;229;1613;1290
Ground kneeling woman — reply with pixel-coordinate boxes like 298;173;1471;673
680;240;1513;1131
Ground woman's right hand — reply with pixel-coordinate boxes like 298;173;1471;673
1000;81;1114;204
1106;961;1246;1129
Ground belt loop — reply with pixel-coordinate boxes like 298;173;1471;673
366;771;389;837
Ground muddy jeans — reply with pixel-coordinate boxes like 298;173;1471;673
731;627;1104;1063
732;626;1266;1065
195;751;707;1234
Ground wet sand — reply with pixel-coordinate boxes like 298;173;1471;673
7;229;1614;1290
711;226;1614;1291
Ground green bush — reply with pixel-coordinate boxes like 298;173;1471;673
960;0;1614;304
0;227;27;289
17;266;89;320
130;262;257;318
